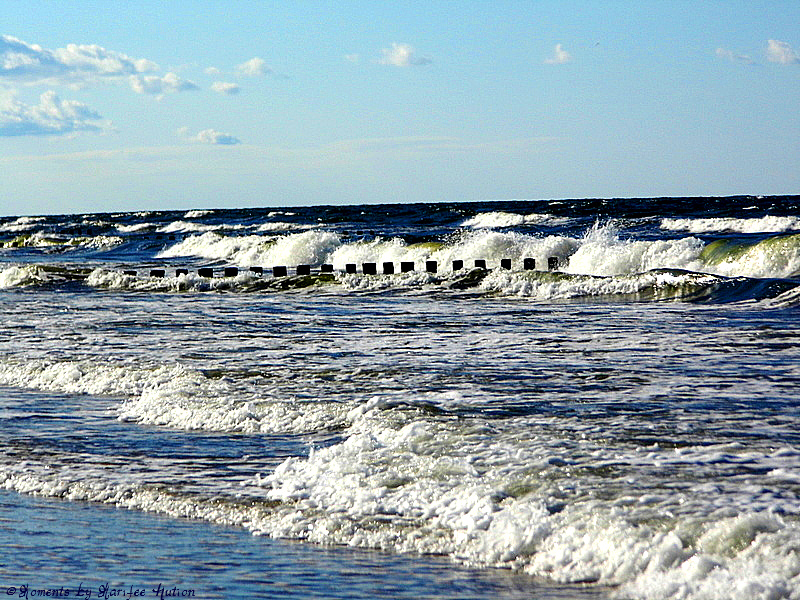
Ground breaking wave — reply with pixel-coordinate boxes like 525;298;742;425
157;230;342;267
461;212;569;229
0;216;47;233
661;216;800;234
154;224;800;282
566;223;800;280
184;209;215;219
0;378;797;600
158;221;251;234
0;357;350;435
0;232;123;251
0;265;48;289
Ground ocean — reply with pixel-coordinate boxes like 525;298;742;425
0;196;798;600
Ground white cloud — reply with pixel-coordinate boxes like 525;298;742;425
766;39;799;65
715;47;755;65
180;127;241;145
129;72;198;95
204;66;221;76
344;54;360;64
211;81;240;95
378;43;432;67
1;34;157;88
235;57;272;76
52;43;158;75
544;43;571;65
0;90;105;137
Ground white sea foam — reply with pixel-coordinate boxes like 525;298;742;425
329;238;434;269
621;514;800;599
461;212;568;229
1;232;123;250
564;223;706;276
0;357;186;397
442;230;577;269
87;268;272;292
157;220;251;233
1;232;60;248
146;221;800;291
563;223;800;280
327;231;578;274
76;234;124;249
152;224;799;282
158;230;342;267
1;351;798;599
0;356;350;434
118;388;351;434
116;222;155;232
0;265;48;289
157;232;270;263
80;219;113;228
337;271;438;291
184;209;215;218
257;222;297;232
662;216;800;233
243;406;800;598
0;216;47;232
256;222;321;232
2;454;795;600
479;269;722;301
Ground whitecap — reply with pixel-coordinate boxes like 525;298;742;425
661;216;800;234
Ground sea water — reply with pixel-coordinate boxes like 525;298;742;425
0;196;798;599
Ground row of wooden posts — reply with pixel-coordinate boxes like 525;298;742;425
125;257;562;279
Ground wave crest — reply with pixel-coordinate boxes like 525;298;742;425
461;212;567;229
662;216;800;234
0;265;48;289
157;230;341;267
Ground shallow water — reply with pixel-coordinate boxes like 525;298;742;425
1;490;612;600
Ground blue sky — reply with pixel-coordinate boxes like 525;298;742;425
1;1;799;216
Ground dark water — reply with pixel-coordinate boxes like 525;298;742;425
1;196;798;600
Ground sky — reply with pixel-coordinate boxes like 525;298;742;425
1;1;799;216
